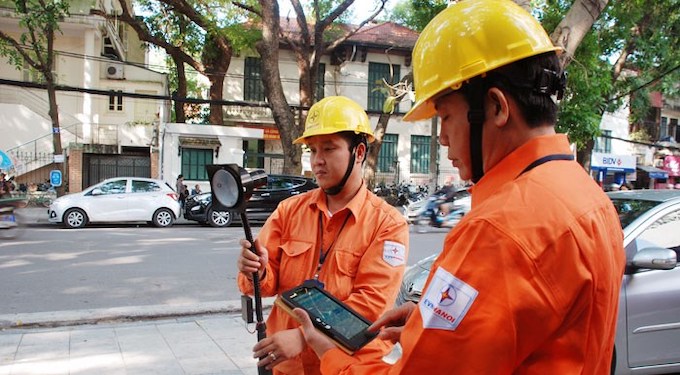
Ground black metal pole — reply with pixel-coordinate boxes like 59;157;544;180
241;212;272;375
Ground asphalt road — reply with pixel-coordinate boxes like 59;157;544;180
0;216;448;316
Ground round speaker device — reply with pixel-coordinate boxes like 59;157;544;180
212;169;240;208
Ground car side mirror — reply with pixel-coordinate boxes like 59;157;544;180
629;247;677;271
91;188;103;196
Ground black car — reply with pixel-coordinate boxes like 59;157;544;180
184;174;318;227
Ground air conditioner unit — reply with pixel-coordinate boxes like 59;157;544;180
106;63;124;80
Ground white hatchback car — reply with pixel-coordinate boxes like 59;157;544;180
48;177;181;228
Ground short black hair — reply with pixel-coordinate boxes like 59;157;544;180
463;52;563;128
337;132;369;163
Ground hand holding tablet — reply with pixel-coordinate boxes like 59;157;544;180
275;282;378;355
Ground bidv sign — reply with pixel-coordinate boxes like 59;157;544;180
602;157;623;167
591;153;636;173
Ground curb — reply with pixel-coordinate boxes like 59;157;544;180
0;297;276;330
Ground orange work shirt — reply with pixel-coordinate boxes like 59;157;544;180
238;185;409;374
321;134;626;374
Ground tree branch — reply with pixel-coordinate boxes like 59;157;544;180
323;0;387;53
0;30;39;68
91;0;205;73
231;1;261;18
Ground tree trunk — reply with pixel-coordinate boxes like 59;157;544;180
208;74;226;125
576;138;595;175
297;53;313;109
203;33;232;126
257;0;301;174
173;55;187;123
364;113;389;190
549;0;609;69
46;75;65;196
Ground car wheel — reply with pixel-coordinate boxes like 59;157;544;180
152;208;175;228
63;208;87;229
208;209;232;227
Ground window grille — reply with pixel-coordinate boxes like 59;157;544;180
410;135;430;174
181;148;213;180
244;57;265;102
377;134;399;172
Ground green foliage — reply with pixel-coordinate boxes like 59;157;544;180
388;0;446;31
137;0;204;56
630;128;652;142
537;0;679;150
0;0;70;71
386;0;680;151
541;3;614;149
222;23;260;56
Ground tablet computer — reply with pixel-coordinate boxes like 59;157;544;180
276;282;378;355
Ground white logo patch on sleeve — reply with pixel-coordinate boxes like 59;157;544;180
382;241;406;267
419;266;478;331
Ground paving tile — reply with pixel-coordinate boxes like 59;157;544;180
176;355;240;374
67;353;127;375
0;313;262;375
70;328;121;357
7;358;70;375
0;333;21;365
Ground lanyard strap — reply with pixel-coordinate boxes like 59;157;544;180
314;211;351;279
518;154;574;177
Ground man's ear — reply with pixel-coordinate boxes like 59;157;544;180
487;87;509;128
355;142;367;164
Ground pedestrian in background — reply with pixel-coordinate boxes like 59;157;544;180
191;184;202;195
176;174;187;207
236;96;409;374
0;172;12;199
296;1;625;374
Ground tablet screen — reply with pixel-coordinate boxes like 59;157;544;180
292;287;369;340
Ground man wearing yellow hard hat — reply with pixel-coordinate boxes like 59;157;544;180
236;96;409;374
295;1;625;373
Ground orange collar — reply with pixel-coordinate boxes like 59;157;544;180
470;134;573;204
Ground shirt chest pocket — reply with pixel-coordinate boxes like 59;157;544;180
332;248;362;279
279;240;314;290
325;248;362;300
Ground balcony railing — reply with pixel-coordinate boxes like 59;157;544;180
223;104;273;123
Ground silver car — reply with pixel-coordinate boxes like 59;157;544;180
397;189;680;375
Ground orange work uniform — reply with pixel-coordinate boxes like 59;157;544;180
321;134;626;374
238;185;409;374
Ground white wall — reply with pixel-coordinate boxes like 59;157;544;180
160;123;264;189
0;15;167;168
600;100;632;156
0;103;52;154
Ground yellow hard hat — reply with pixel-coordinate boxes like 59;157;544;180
294;96;375;144
403;0;562;122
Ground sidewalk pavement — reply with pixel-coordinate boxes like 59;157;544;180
0;299;277;375
4;207;271;374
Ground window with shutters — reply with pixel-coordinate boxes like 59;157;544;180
368;62;400;112
377;134;399;172
244;57;265;102
410;135;430;174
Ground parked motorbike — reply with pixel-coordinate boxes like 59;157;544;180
0;198;27;239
